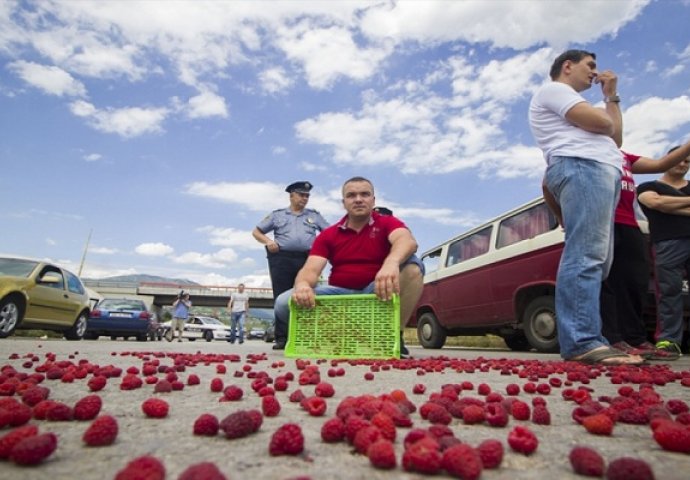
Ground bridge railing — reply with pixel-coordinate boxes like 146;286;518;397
137;282;273;298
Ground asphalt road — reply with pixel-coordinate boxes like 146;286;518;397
1;337;689;480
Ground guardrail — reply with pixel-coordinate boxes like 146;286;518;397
83;280;274;299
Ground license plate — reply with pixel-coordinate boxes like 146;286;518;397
110;312;131;318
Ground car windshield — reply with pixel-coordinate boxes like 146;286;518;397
0;258;39;277
199;317;222;325
98;299;145;311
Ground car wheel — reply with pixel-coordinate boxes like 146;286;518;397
502;333;532;352
136;334;147;342
204;330;213;342
188;338;196;342
522;295;559;353
0;295;23;339
416;312;447;349
64;311;88;340
84;332;98;340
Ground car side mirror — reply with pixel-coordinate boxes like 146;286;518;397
39;272;62;284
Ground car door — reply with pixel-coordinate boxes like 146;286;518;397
186;317;204;339
25;266;73;325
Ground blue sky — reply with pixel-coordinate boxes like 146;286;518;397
2;0;690;287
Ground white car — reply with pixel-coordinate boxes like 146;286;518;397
162;315;231;342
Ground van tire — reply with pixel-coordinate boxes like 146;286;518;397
522;296;559;353
416;312;447;349
503;334;531;352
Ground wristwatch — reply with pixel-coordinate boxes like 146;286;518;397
604;94;620;103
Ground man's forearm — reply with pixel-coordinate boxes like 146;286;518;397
639;193;690;213
605;102;622;147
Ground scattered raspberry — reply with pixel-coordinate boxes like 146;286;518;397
220;411;256;439
246;409;263;432
371;412;396;442
532;406;551;425
178;462;227;480
320;417;345;443
73;395;102;421
119;374;143;391
21;386;50;407
269;423;304;456
7;402;32;426
462;405;485;424
353;425;382;454
87;376;107;392
441;443;483;480
582;413;614;436
187;374;201;386
303;396;327;417
0;425;39;459
210;378;224;393
618;407;649;425
114;455;165;480
45;401;72;421
477;439;503;469
289;389;306;403
606;457;654;480
344;415;371;444
223;385;243;401
485;403;509;427
652;420;690;453
262;395;281;417
193;413;219;436
367;439;396;469
413;384;426;394
9;432;57;465
83;415;118;446
315;382;335;397
153;379;172;393
141;398;169;418
511;400;531;421
666;399;689;415
507;425;538;455
569;446;605;477
402;440;442;474
32;400;57;420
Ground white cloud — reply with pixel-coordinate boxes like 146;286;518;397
45;237;56;246
135;242;174;256
172;248;238;269
7;61;87;97
662;64;685;78
187;89;228;119
83;153;102;162
272;146;287;155
90;246;118;255
69;100;169;138
259;67;293;94
623;96;690;156
197;226;260;250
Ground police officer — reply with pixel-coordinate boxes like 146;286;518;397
252;181;329;349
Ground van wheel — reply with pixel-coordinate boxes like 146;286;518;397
522;296;559;353
416;312;447;349
503;334;531;352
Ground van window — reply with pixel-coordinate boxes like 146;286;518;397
446;227;492;266
422;248;442;274
497;203;556;248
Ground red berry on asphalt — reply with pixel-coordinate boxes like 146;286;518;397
507;425;538;455
441;443;483;480
193;414;219;436
141;398;169;418
367;439;396;469
9;432;57;465
477;439;504;469
569;446;605;477
606;457;654;480
178;462;227;480
269;423;304;456
114;455;165;480
83;415;118;446
73;395;103;421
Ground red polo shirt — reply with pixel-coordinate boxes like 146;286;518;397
310;212;407;289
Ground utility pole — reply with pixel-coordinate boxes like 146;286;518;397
78;229;92;277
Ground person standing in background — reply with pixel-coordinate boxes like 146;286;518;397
228;283;249;344
252;181;329;349
168;291;191;343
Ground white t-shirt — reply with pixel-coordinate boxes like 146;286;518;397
529;82;622;171
230;292;249;313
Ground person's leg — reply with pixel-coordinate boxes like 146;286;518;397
399;263;423;332
654;239;690;347
545;157;620;360
176;318;184;341
238;312;245;343
272;288;293;349
615;226;651;347
229;313;237;343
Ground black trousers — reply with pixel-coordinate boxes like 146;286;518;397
600;223;650;346
267;250;308;342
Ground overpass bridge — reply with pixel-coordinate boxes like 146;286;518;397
83;281;275;310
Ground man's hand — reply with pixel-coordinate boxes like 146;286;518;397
374;261;400;301
266;241;279;253
595;70;618;97
292;282;316;308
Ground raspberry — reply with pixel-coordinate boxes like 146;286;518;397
141;398;169;418
367;439;396;469
183;410;214;433
210;378;224;392
83;415;118;446
153;379;172;393
223;385;243;401
9;432;57;465
441;443;483;480
320;417;345;443
666;399;689;415
569;446;605;477
618;407;648;425
178;462;227;480
532;406;551;425
187;374;201;386
115;455;165;480
88;375;107;392
511;400;531;421
262;395;281;417
21;386;50;407
344;415;370;444
315;382;335;397
402;440;442;474
289;389;306;403
506;384;520;395
7;401;32;426
353;425;382;454
246;409;263;432
269;423;304;456
303;396;327;417
0;424;39;459
220;411;256;439
606;457;654;480
507;425;538;455
477;439;503;469
73;395;102;421
582;413;614;436
371;412;396;441
462;405;485;424
120;374;143;390
413;383;426;394
46;401;72;421
652;420;690;453
485;403;509;427
426;403;452;425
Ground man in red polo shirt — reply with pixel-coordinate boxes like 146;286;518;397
272;176;424;356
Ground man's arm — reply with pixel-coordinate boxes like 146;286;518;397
638;191;690;213
252;227;279;253
632;141;690;174
291;255;328;308
374;228;418;301
564;71;622;146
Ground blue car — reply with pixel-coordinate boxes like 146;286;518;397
86;298;158;341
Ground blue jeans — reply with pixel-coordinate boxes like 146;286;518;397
230;311;245;343
545;156;621;359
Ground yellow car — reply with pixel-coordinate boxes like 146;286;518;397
0;257;91;340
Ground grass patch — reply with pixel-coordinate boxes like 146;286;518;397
403;329;507;349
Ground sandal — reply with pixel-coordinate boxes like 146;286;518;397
568;346;646;366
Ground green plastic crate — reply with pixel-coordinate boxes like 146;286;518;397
285;294;400;359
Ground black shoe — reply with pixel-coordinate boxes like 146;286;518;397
272;341;286;350
400;334;410;359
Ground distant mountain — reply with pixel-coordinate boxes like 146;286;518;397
85;274;200;286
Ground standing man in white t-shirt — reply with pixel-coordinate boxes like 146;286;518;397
529;50;641;366
228;283;249;344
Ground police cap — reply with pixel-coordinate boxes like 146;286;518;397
286;181;313;194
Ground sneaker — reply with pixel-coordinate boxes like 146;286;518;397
272;340;286;351
612;341;654;359
400;334;410;359
654;340;682;360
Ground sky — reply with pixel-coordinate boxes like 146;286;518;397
2;0;690;288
